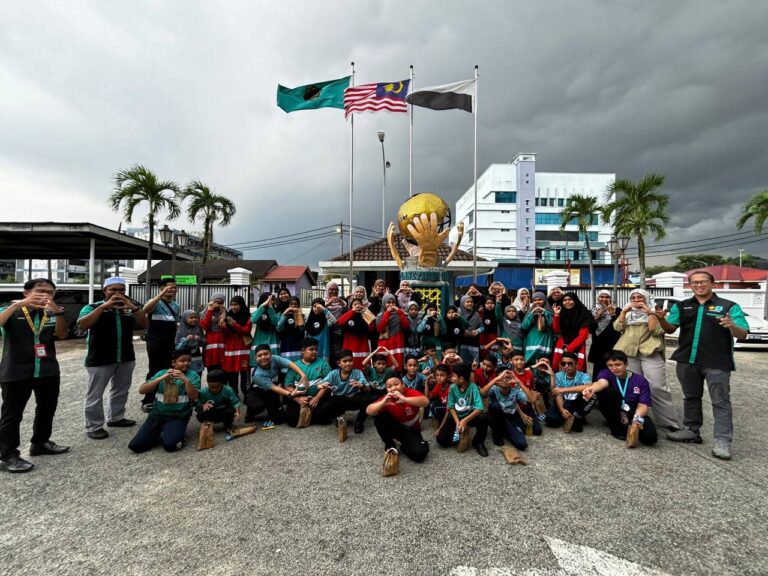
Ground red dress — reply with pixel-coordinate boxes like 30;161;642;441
478;308;498;359
337;309;373;370
552;315;589;372
376;308;409;369
221;318;253;373
200;308;225;368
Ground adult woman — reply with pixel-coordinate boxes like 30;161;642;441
521;292;554;365
337;297;374;369
199;292;227;368
613;288;682;430
376;294;409;368
587;290;621;380
512;288;531;319
221;295;252;397
305;298;335;362
458;295;484;365
547;286;564;311
552;292;595;372
277;296;305;363
368;279;387;317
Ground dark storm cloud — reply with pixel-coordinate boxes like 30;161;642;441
1;1;766;264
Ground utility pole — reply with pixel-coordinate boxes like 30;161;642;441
739;249;744;267
337;222;344;256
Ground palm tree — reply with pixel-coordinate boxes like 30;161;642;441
179;180;236;306
109;164;181;300
603;173;670;289
560;194;600;304
736;190;768;233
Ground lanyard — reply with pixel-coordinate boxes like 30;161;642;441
615;373;631;399
21;307;48;342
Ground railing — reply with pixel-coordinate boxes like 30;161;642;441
566;287;673;308
299;288;327;308
128;284;252;312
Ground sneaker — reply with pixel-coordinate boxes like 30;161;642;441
260;421;276;431
712;438;732;460
667;428;703;444
107;418;136;428
452;429;460;444
87;429;109;440
140;403;152;413
1;455;34;473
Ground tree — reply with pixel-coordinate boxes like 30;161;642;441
674;254;727;272
603;173;670;289
736;190;768;233
560;194;600;303
109;164;181;300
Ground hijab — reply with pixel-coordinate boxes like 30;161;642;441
459;295;482;331
281;296;303;332
558;292;596;342
255;292;275;332
274;288;292;314
480;296;498;333
501;304;522;340
306;298;328;336
593;290;614;335
177;309;204;345
227;295;250;326
378;293;403;337
547;287;564;311
406;301;421;344
443;305;464;343
324;282;347;319
625;288;651;326
207;292;226;333
512;288;531;315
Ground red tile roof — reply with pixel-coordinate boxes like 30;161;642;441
329;235;484;263
685;264;768;282
262;265;314;282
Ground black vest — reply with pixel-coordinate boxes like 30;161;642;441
670;295;738;371
0;307;59;383
84;302;137;367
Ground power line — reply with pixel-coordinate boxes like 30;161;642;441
239;231;337;251
226;225;338;247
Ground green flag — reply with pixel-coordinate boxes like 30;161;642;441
276;76;351;113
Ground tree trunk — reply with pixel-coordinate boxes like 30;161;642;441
194;217;212;311
638;235;646;289
145;217;154;301
585;233;595;307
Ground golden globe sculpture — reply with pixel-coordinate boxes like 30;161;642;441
396;193;452;241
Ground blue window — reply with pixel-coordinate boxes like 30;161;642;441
536;213;599;226
494;191;517;204
579;231;599;242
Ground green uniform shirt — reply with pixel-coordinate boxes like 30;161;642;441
150;369;201;418
196;385;240;412
447;382;484;419
285;357;331;397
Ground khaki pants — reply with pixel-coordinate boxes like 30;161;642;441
627;353;681;429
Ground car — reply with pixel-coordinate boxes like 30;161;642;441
0;288;104;339
653;297;768;350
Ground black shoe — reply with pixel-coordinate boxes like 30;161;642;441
492;435;504;447
107;418;136;428
1;455;34;473
474;442;489;457
354;420;365;434
87;429;109;440
29;441;70;456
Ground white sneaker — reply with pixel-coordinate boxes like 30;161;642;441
711;438;731;460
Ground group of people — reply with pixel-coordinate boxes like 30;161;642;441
0;269;747;474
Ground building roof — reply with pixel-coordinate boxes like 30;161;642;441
262;265;314;282
328;235;483;263
138;260;277;282
685;265;768;282
0;222;189;260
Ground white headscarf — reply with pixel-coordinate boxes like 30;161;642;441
626;288;650;326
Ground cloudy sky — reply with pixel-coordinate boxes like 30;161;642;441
2;1;767;266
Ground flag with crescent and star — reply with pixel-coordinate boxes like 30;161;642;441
276;76;351;113
343;80;410;118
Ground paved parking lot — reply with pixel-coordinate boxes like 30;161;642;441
1;340;767;576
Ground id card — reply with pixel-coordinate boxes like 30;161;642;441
33;343;48;358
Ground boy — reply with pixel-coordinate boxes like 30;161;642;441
441;346;462;369
319;349;372;434
246;344;308;427
510;350;546;427
284;338;332;427
471;354;498;388
418;342;438;374
427;364;452;424
402;355;427;393
479;369;539;450
582;350;658;446
544;352;595;433
128;349;201;453
196;368;240;433
435;363;489;456
366;376;430;470
363;347;398;399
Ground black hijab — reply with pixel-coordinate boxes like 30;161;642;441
227;295;250;326
255;292;275;332
274;288;292;314
558;292;596;342
305;298;328;337
480;296;498;333
443;305;464;344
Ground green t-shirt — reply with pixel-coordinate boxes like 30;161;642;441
285;357;331;397
196;385;240;412
150;369;201;418
366;366;397;391
447;382;484;419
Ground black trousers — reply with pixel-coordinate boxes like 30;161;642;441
596;387;658;445
245;388;286;424
225;371;249;398
435;413;488;447
196;406;236;429
325;394;373;424
284;396;333;427
544;395;597;431
373;412;429;462
143;340;175;406
0;375;60;459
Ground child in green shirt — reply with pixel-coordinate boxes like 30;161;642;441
195;368;240;433
434;363;489;456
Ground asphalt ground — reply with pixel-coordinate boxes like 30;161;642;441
1;339;767;576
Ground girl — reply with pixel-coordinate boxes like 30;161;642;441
277;296;305;364
458;295;484;365
324;282;348;367
176;310;204;377
274;287;292;315
336;297;374;370
405;301;422;359
552;292;595;372
496;301;524;351
376;293;409;369
368;279;387;317
588;290;621;380
221;295;253;397
305;298;336;362
512;288;531;319
441;305;469;352
250;292;280;366
199;292;227;369
521;292;554;366
478;296;498;359
417;302;446;360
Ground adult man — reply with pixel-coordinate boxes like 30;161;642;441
657;270;748;460
141;277;180;411
0;278;70;473
77;277;148;440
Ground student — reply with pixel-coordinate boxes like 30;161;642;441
471;354;498;389
128;350;201;453
199;292;226;369
551;292;595;373
521;292;554;366
435;363;489;456
319;350;372;434
509;350;545;430
304;299;336;363
323;282;348;367
427;364;452;425
221;295;253;399
277;296;305;364
496;299;524;351
274;287;292;315
582;350;658;446
363;348;398;399
195;368;241;433
284;338;333;427
441;346;463;369
479;370;538;450
176;310;204;377
376;294;409;369
336;297;374;370
402;354;427;393
404;301;422;359
458;295;484;365
418;342;438;374
417;303;445;360
141;278;180;411
246;344;308;427
478;296;498;359
366;376;430;467
496;343;513;372
250;293;280;364
545;352;595;432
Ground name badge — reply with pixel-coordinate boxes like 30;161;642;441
34;343;48;358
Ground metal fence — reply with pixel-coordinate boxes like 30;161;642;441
567;287;673;308
128;284;252;312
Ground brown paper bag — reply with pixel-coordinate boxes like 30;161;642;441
295;310;305;328
362;309;376;325
500;445;528;465
163;378;179;404
382;449;399;477
457;428;471;453
197;422;214;450
626;423;640;448
228;425;257;438
297;405;312;428
563;414;575;433
533;396;546;416
337;417;348;443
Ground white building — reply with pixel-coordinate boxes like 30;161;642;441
455;153;615;264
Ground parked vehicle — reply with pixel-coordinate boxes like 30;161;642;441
0;289;104;339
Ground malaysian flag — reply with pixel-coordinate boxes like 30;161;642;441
343;80;410;118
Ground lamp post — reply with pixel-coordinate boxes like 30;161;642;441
159;225;189;277
617;234;630;287
377;130;389;237
336;222;344;256
608;234;630;300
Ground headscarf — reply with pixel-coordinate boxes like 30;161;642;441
423;302;440;337
255;292;275;332
227;295;250;326
558;292;596;342
593;290;614;335
344;298;370;336
406;301;421;345
547;286;564;311
274;288;292;314
501;304;522;341
176;309;204;347
443;305;464;343
351;287;370;308
206;292;227;332
324;282;347;319
480;296;498;333
378;293;403;337
625;288;651;326
281;296;304;333
512;288;531;315
459;295;482;331
305;298;328;336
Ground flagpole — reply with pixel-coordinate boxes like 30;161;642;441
348;61;355;295
472;65;479;283
409;64;414;198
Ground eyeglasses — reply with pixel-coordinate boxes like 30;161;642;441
690;281;710;286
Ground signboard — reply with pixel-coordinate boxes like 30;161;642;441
533;268;580;286
161;275;197;285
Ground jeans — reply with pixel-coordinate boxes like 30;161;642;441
128;414;190;453
488;402;529;450
0;375;60;459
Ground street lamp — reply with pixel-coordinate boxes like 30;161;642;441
617;234;630;285
377;130;389;237
159;225;189;277
608;234;630;300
